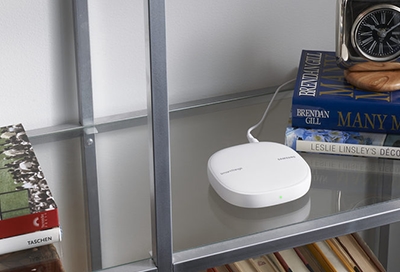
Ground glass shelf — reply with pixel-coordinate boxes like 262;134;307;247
168;90;400;271
24;88;400;271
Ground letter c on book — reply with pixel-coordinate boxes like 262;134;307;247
33;217;40;227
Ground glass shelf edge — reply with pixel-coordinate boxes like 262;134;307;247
172;198;400;272
99;259;157;272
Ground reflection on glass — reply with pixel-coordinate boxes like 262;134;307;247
208;186;311;233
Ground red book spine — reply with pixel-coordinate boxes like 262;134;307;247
0;209;59;239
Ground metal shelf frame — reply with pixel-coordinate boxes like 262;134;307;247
70;0;172;271
57;0;400;271
72;0;102;270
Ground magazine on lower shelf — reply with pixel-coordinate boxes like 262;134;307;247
0;123;60;254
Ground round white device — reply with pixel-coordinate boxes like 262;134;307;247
207;142;312;208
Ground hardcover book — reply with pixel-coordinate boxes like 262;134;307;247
0;227;62;255
291;50;400;134
285;125;400;159
0;244;64;272
0;124;59;241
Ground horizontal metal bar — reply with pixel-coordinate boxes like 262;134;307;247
172;199;400;272
25;86;292;144
168;85;291;113
100;259;157;272
27;124;85;145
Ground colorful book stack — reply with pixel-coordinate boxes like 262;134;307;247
0;124;61;255
286;50;400;159
206;233;385;272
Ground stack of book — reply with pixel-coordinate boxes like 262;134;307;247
286;50;400;159
206;233;385;272
0;244;64;272
0;124;61;255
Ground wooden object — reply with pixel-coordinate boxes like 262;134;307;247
344;61;400;92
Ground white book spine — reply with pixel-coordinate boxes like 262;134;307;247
0;227;62;255
296;140;400;159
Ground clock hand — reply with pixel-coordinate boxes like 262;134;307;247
365;24;379;31
385;22;400;34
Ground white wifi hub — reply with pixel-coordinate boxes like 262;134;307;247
207;142;312;208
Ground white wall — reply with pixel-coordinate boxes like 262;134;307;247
1;0;337;270
0;0;77;130
0;0;336;130
165;1;335;104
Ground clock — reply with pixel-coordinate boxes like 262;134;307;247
351;4;400;62
336;0;400;69
336;0;400;92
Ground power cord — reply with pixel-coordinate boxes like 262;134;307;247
246;78;296;143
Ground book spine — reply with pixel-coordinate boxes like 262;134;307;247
295;140;400;159
306;243;336;272
335;235;378;272
0;227;62;255
291;50;400;134
285;126;400;159
274;252;293;272
207;235;384;272
291;103;400;134
351;233;386;272
265;254;286;272
325;239;358;272
0;209;59;239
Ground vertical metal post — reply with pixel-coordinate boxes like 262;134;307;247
144;0;173;271
376;160;394;269
72;0;102;270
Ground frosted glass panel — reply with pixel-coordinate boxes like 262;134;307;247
33;137;88;272
96;126;152;269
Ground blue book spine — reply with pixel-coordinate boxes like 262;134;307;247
291;50;400;134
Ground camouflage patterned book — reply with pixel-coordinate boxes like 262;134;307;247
0;124;59;241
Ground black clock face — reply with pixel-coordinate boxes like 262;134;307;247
352;4;400;62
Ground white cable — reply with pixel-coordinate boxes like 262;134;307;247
246;78;296;143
